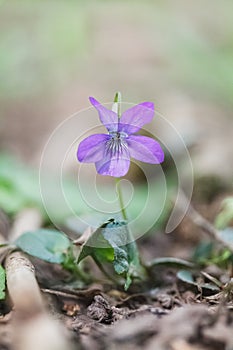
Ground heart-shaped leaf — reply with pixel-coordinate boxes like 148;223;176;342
177;269;220;293
147;257;194;269
15;229;71;264
78;219;142;290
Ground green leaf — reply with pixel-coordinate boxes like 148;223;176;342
77;224;114;264
215;197;233;229
101;220;142;290
177;269;220;292
78;219;143;290
15;229;71;264
201;283;221;291
113;247;129;274
147;257;194;269
0;265;6;300
177;270;195;284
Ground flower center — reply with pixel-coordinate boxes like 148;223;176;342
106;132;128;158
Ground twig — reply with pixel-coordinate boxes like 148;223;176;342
42;288;81;300
5;252;44;314
189;206;233;251
42;287;102;301
5;208;74;350
177;192;233;252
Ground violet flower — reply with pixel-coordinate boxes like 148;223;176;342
77;97;164;177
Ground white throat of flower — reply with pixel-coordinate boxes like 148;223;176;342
106;132;128;158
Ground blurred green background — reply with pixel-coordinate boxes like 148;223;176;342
0;0;232;227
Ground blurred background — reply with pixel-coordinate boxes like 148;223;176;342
0;0;232;229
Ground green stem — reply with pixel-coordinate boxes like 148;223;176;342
63;249;91;283
113;92;127;221
115;178;127;221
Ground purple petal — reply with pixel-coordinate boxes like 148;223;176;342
89;97;118;132
95;147;130;177
127;135;164;164
77;134;110;163
118;102;154;134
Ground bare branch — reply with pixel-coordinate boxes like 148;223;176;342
4;209;74;350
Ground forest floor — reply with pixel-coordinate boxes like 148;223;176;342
1;184;233;350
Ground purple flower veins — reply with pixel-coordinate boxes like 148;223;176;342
77;97;164;177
